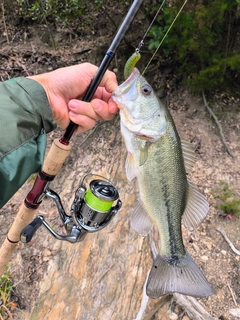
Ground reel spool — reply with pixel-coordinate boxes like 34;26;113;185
72;179;120;232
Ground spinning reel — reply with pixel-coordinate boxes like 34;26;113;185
20;174;122;244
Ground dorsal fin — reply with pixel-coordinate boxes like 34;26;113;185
181;140;196;173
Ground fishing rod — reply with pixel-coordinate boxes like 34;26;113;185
0;0;144;275
60;0;144;145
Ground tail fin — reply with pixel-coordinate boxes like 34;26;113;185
146;251;213;298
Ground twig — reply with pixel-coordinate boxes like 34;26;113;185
100;6;118;31
230;308;240;318
133;271;150;320
227;283;237;306
16;62;31;76
70;48;92;55
0;304;13;319
202;91;234;158
173;293;216;320
0;67;22;72
0;39;7;45
216;227;240;255
141;295;171;320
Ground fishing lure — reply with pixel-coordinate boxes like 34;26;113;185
124;51;141;79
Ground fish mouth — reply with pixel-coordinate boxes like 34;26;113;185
122;68;140;86
112;68;140;102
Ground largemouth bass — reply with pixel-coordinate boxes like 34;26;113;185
112;68;213;298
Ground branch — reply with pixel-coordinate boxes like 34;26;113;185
133;271;150;320
216;227;240;255
173;293;215;320
230;308;240;318
202;91;234;158
227;283;237;306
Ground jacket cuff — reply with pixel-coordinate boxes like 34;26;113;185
15;78;57;133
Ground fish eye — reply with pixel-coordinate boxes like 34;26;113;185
141;85;152;95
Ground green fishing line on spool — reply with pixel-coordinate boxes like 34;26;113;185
85;188;114;212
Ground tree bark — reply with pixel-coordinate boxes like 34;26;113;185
29;121;172;320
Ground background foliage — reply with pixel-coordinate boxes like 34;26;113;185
147;0;240;92
2;0;240;93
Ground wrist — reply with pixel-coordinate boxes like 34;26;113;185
27;74;51;103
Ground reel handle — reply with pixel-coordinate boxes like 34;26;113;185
20;216;43;243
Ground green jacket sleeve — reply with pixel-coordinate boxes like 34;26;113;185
0;78;57;208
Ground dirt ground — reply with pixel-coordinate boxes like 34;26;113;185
0;5;240;320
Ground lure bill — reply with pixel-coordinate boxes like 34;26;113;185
112;68;213;298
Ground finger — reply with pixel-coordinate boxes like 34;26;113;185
91;99;118;120
68;100;101;121
92;87;112;102
99;70;118;93
108;99;119;114
69;112;97;133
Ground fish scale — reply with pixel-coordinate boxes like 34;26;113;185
112;68;213;298
138;122;187;259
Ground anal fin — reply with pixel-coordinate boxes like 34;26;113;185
130;200;152;236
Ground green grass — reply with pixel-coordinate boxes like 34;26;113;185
0;265;16;319
212;181;240;217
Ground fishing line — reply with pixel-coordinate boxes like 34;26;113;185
135;0;167;53
124;0;167;78
142;0;188;76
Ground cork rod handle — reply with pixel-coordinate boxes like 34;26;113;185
42;139;72;176
0;139;72;275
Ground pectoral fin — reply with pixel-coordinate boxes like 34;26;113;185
130;200;153;236
182;181;209;231
139;141;152;166
125;152;137;181
139;146;148;166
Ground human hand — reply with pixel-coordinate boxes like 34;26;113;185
28;63;119;133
